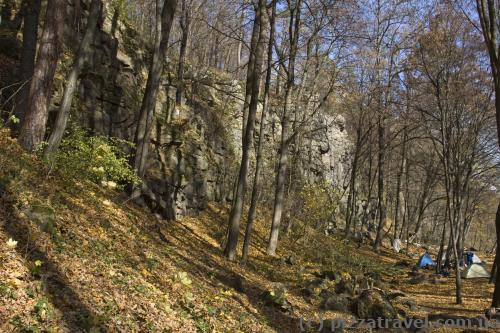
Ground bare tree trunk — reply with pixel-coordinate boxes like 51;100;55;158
174;0;190;116
224;0;261;228
475;0;500;308
236;4;245;78
345;126;362;238
132;0;177;185
241;0;275;265
491;249;497;284
224;0;266;261
374;115;386;251
436;218;447;274
267;0;302;256
362;137;375;230
492;203;500;306
448;195;463;305
394;127;407;240
241;7;260;138
13;0;42;129
18;0;65;151
44;0;102;158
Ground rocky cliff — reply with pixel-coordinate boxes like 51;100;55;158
1;0;352;220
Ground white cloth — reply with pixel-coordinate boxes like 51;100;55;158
393;238;402;253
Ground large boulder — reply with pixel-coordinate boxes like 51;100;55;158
352;289;398;320
26;202;56;234
261;283;292;311
335;278;357;296
321;292;352;312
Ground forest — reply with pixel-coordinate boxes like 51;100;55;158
1;0;500;332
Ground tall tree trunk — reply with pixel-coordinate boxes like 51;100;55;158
475;0;500;308
267;0;302;256
448;194;463;305
492;203;500;306
236;5;245;78
345;126;362;238
436;218;447;274
241;0;276;265
241;8;260;138
18;0;65;151
374;115;386;251
491;245;498;285
394;127;407;240
174;0;190;116
223;0;261;236
13;0;42;129
224;0;266;261
132;0;177;185
44;0;102;158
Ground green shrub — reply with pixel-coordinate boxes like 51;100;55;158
43;125;141;189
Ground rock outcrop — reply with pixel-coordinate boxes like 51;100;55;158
0;0;352;220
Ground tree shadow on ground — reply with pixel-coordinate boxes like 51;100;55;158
1;207;100;332
162;219;303;332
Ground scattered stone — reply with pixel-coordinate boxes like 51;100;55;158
352;289;398;320
285;255;297;266
321;293;351;312
313;270;338;281
387;291;407;300
0;177;9;198
402;299;418;311
234;275;246;293
409;274;427;285
335;278;356;296
356;273;385;290
396;306;407;317
301;286;315;298
26;202;56;234
431;276;442;284
261;283;289;310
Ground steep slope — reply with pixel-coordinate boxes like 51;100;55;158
0;127;323;332
0;128;495;333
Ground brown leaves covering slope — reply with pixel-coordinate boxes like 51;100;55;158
0;128;495;333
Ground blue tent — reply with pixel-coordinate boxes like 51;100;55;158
417;253;436;268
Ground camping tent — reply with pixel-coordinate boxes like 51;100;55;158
417;253;436;268
461;263;491;279
472;254;482;264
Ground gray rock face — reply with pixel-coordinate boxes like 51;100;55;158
48;1;352;220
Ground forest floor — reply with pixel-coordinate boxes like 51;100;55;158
0;128;494;333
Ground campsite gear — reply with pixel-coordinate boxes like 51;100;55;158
440;268;450;277
393;239;402;253
472;253;482;263
461;263;491;279
417;252;436;268
466;252;474;266
464;251;482;266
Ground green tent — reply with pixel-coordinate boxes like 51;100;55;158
461;264;491;279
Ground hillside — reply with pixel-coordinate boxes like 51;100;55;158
0;128;495;333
